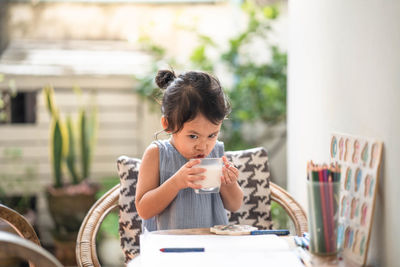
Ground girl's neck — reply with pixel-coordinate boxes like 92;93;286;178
168;138;189;161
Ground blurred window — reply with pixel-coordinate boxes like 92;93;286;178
0;91;37;124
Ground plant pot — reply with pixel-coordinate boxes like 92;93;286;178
46;181;99;237
53;237;78;266
46;181;99;266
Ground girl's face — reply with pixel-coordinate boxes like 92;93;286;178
164;113;222;160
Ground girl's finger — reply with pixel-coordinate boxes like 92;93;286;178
189;174;205;181
224;165;237;177
188;182;202;189
221;175;228;184
222;156;234;168
222;171;231;184
186;159;201;168
225;167;238;184
224;161;237;172
231;168;239;177
190;167;207;175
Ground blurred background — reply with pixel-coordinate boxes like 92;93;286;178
0;0;289;266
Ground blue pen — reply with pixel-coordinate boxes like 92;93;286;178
303;232;310;240
294;236;309;250
301;237;309;249
160;248;205;253
294;236;303;247
250;229;290;236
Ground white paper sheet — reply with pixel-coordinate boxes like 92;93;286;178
131;233;305;267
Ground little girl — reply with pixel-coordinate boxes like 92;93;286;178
135;69;243;231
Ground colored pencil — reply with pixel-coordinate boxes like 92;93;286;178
312;168;325;252
160;248;205;253
318;166;330;252
327;171;335;251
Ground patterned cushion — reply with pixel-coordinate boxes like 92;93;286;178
117;156;142;263
225;147;272;229
117;147;272;263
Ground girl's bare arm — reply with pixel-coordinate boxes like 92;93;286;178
219;156;243;212
135;145;181;219
220;182;243;212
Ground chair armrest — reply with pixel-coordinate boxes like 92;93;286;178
76;184;120;267
270;182;308;236
0;231;62;267
0;204;40;246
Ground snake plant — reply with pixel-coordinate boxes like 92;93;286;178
43;85;97;187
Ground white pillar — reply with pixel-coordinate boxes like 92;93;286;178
288;1;400;265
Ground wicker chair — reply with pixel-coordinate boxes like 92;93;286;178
76;147;307;267
0;204;63;267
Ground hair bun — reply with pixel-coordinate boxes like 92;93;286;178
155;70;176;89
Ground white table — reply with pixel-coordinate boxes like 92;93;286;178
127;228;306;267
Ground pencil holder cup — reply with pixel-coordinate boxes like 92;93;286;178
307;181;340;255
192;158;222;194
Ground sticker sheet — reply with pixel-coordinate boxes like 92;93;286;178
330;133;383;266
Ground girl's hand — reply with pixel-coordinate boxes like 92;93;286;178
172;159;205;190
221;156;239;186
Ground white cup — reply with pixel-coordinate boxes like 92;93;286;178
192;158;223;194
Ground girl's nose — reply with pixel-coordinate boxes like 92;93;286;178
195;141;206;151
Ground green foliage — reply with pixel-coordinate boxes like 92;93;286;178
132;1;287;152
189;35;217;72
80;111;89;179
0;192;35;215
271;201;291;231
43;85;98;187
52;118;64;187
96;176;120;239
66;115;79;184
217;3;286;150
99;211;120;239
44;86;64;187
0;147;38;214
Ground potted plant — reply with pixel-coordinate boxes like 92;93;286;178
43;85;99;265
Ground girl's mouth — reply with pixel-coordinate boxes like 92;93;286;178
194;155;205;158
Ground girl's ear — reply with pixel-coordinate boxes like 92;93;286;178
161;116;169;131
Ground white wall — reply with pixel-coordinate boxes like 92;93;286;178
288;1;400;266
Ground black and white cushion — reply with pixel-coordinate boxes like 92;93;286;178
117;156;141;263
117;147;272;263
225;147;272;229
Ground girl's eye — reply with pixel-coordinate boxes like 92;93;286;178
189;135;198;139
208;133;218;138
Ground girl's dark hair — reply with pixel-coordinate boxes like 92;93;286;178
155;69;231;133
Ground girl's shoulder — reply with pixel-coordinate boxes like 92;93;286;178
152;139;170;148
213;140;225;157
215;140;224;149
151;139;175;154
141;143;159;161
146;142;159;152
139;143;160;174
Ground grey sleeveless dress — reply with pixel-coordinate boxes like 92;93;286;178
142;139;228;231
